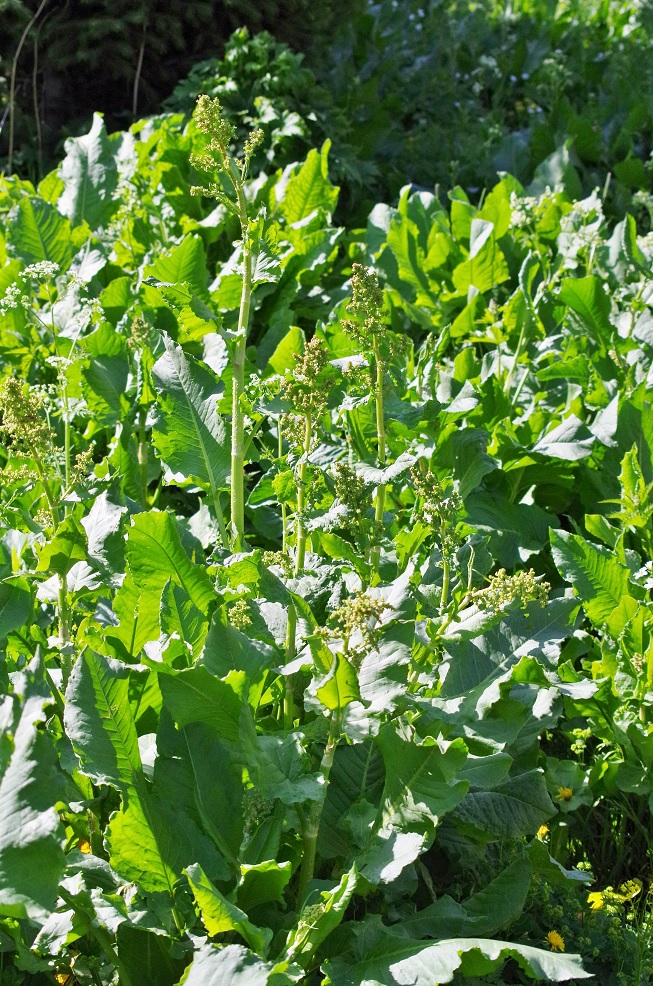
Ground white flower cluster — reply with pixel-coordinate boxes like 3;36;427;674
22;261;60;279
0;284;30;315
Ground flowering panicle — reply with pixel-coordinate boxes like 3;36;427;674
479;567;550;612
328;592;392;666
281;337;334;422
411;464;463;557
0;378;54;459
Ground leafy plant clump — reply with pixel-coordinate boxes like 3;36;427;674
0;86;653;985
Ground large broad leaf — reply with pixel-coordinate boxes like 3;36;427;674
452;218;509;293
376;724;468;831
145;235;210;302
7;197;73;270
394;858;532;941
158;667;249;746
57;113;119;230
177;944;276;986
277;140;339;223
202;609;278;678
151;335;231;499
126;510;216;614
550;528;640;637
64;651;217;894
323;935;591;985
531;415;595;460
0;577;32;642
0;656;66;922
558;275;612;354
452;769;554;840
185;863;272;955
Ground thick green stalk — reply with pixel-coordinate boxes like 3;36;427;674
284;604;297;730
370;338;386;579
137;405;148;506
440;556;451;613
296;711;342;907
294;417;312;576
230;179;254;552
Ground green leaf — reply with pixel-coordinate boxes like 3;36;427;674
285;866;358;966
36;516;87;577
0;657;66;922
160;581;208;661
159;667;249;745
323;936;591;985
151;335;231;497
277;141;339;223
550;528;639;636
316;655;361;713
0;577;32;642
185;863;272;955
82;355;130;424
531;415;595;460
126;510;216;614
57;113;119;229
236;860;293;912
7;197;73;270
452;219;509;293
145;235;210;302
64;651;213;894
377;725;468;831
177;944;275;986
117;926;187;986
202;607;278;678
558;275;612;353
452;770;554;840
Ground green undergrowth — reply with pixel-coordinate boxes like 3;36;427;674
0;94;651;984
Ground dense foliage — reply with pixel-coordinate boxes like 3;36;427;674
0;74;652;984
5;0;653;220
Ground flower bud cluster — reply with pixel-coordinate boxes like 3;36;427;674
329;592;392;664
69;445;95;488
194;94;237;149
411;465;463;556
342;263;384;346
333;462;369;520
127;316;152;351
242;788;274;832
479;567;550;612
281;337;333;421
229;597;252;631
0;378;53;458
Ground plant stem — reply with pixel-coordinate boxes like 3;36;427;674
294;416;312;576
370;337;386;580
137;405;148;506
284;603;296;730
440;555;450;612
296;711;342;907
229;177;254;552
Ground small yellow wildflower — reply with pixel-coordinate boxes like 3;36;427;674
536;824;549;840
587;891;605;910
556;786;573;802
545;930;565;952
54;974;71;985
78;838;92;854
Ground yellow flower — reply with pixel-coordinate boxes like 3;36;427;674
556;786;573;802
536;824;549;840
54;974;72;985
546;930;565;952
78;838;92;854
587;891;605;910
